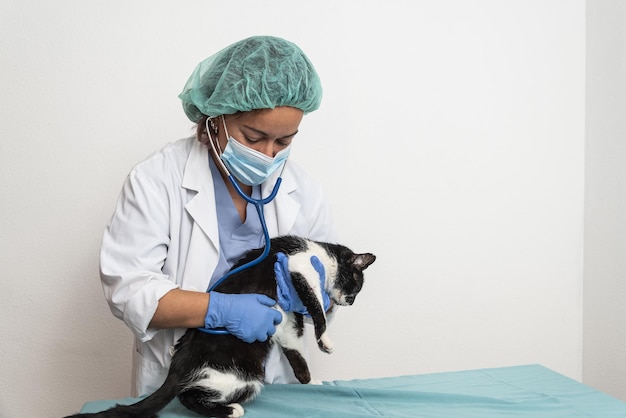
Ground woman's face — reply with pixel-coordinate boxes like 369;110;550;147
218;106;304;158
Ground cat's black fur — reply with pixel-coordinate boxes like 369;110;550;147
65;235;376;418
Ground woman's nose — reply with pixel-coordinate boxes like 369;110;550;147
256;141;276;157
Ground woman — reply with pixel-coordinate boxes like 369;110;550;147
99;36;336;397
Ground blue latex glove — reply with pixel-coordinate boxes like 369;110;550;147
310;255;331;312
275;253;331;315
204;291;283;343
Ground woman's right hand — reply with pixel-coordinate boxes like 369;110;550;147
204;291;283;343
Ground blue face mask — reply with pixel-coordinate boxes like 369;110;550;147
209;116;291;186
221;136;290;186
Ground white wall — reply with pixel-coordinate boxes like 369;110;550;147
0;1;588;417
583;0;626;401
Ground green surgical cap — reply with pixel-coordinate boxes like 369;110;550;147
178;36;323;122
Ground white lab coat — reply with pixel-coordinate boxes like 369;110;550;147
100;136;336;396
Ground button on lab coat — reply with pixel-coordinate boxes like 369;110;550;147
100;137;336;396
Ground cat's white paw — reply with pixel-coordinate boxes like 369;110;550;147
228;403;244;417
308;378;323;385
318;333;334;353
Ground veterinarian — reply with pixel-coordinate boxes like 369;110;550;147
99;36;336;396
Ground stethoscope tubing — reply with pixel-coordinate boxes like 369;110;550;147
198;117;286;335
196;174;282;335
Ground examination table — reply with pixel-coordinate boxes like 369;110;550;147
77;364;626;417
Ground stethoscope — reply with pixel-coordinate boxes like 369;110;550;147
197;116;285;335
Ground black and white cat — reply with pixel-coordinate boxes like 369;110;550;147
65;235;376;418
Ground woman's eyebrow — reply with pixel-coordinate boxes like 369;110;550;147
242;124;299;139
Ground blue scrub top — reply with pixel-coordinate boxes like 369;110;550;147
208;155;265;289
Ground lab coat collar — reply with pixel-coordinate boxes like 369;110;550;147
182;140;301;244
262;162;300;235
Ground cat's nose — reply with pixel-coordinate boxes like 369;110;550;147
345;295;355;305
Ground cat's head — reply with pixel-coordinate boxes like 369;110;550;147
330;247;376;306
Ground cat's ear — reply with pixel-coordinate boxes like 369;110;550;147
351;253;376;271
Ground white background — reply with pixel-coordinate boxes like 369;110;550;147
0;1;623;417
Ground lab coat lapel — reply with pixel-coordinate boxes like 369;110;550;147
182;141;219;251
262;165;300;235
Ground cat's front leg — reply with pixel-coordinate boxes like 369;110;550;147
288;271;334;353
